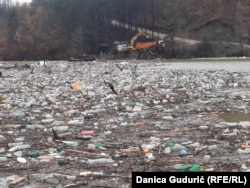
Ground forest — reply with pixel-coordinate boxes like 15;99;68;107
0;0;248;60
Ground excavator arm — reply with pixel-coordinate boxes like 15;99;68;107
121;29;155;51
130;29;147;46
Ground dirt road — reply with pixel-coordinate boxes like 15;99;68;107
111;20;250;49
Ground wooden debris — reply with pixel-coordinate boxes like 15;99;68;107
104;80;118;95
52;127;61;140
30;67;34;74
8;177;26;188
115;64;123;71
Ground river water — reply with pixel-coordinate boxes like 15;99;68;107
136;57;250;72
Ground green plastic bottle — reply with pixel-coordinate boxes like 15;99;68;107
189;164;201;172
27;151;40;158
178;165;190;172
56;145;62;153
166;142;175;148
94;143;105;148
58;158;68;166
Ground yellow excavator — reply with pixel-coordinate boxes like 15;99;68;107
121;29;157;51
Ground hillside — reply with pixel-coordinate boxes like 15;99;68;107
178;0;250;44
113;1;250;58
1;0;250;60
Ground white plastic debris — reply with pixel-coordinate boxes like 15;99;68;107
17;157;27;164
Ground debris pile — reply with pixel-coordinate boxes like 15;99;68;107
0;59;250;187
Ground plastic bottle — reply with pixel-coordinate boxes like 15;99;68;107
58;158;69;166
26;124;35;129
79;171;92;176
62;141;79;147
95;143;105;149
172;144;187;150
56;145;63;153
16;144;31;150
179;149;188;155
81;130;94;136
199;125;209;130
68;119;84;125
27;151;40;158
166;142;175;148
189;164;201;172
8;142;24;147
8;144;31;152
178;165;190;172
186;142;200;147
0;157;8;162
80;171;104;176
38;155;55;162
166;142;187;150
86;158;114;165
15;137;25;142
54;126;69;132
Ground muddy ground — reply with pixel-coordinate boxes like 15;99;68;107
0;58;250;188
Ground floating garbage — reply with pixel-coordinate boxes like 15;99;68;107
177;165;190;172
1;59;250;187
17;157;27;164
62;141;79;147
27;151;40;158
145;153;155;161
81;130;95;136
179;149;188;155
58;158;69;166
9;144;31;152
85;158;115;165
71;80;83;91
80;171;104;176
38;155;55;162
0;135;5;141
189;164;202;172
0;157;8;163
203;155;211;163
237;148;250;154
